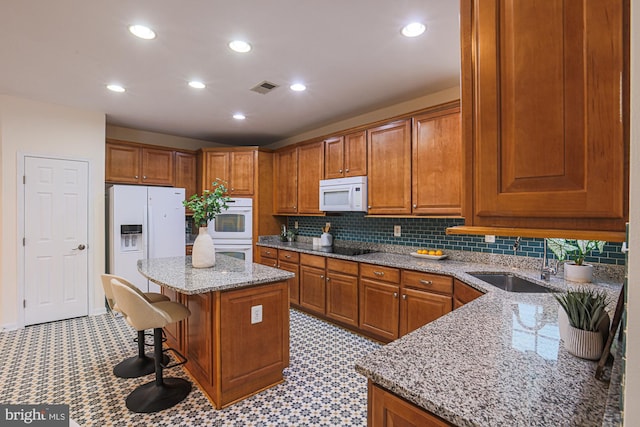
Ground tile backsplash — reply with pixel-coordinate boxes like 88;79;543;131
286;214;625;266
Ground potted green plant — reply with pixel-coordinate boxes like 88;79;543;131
546;238;606;283
555;289;610;360
183;180;230;268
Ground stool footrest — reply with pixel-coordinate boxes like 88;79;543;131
162;347;188;369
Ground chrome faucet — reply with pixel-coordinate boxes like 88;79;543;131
541;239;558;281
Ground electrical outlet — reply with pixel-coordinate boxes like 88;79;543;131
251;305;263;324
394;225;401;237
294;221;299;229
485;235;496;243
325;222;331;229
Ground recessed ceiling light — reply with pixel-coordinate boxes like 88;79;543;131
228;40;252;53
188;81;206;89
129;24;156;40
401;22;426;37
107;84;126;93
290;83;306;92
233;113;246;120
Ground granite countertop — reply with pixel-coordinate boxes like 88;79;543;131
257;240;623;426
137;254;294;295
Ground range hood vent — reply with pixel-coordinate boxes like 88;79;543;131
250;80;280;94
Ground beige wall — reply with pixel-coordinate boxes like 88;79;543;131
0;95;106;329
106;124;227;151
267;86;460;149
625;0;639;422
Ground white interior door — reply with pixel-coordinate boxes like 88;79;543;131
24;156;89;325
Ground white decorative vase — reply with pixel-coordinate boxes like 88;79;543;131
563;262;594;283
192;226;215;268
558;310;610;360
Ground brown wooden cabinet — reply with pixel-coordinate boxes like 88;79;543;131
200;149;255;196
278;250;300;305
400;270;452;336
273;147;298;214
324;131;367;179
359;264;401;341
412;104;462;215
297;141;324;214
325;258;359;327
367;120;412;215
299;254;326;315
369;381;453;427
453;279;484;309
106;139;174;186
175;151;197;200
257;247;278;267
460;0;629;232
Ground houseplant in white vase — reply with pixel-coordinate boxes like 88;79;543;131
546;238;606;283
183;180;230;268
555;288;610;360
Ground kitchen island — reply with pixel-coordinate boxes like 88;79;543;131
137;255;294;409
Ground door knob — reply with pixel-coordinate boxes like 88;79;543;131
73;244;86;251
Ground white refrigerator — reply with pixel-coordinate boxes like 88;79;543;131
108;185;186;293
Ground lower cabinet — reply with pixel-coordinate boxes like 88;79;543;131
359;264;401;341
325;258;359;327
400;270;453;336
299;254;327;314
453;279;484;309
278;250;300;305
369;381;454;427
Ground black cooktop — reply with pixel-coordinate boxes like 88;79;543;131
315;247;377;256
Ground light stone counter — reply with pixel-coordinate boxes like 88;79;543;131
137;254;294;295
257;240;623;426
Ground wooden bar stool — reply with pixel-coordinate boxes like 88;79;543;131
100;274;169;378
111;278;192;413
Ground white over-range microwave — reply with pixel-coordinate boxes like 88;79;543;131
319;176;367;212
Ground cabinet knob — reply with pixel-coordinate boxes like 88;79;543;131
374;271;385;277
339;169;343;173
402;294;407;300
285;255;291;259
266;251;271;255
320;275;324;279
326;277;330;281
134;175;139;179
231;188;235;191
293;205;296;209
345;168;349;172
413;204;417;208
393;292;398;298
368;205;372;209
143;176;147;179
419;280;433;285
273;262;277;267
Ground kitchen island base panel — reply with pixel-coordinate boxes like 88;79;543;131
162;281;289;409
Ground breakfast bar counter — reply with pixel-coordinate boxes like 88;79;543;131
138;255;294;409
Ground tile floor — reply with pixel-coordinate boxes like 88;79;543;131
0;309;380;426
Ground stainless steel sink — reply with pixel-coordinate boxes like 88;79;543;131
468;273;556;293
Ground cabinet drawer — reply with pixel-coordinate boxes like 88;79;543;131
259;247;277;259
278;250;300;263
327;258;358;276
402;270;452;295
360;264;400;283
300;253;326;269
454;279;484;305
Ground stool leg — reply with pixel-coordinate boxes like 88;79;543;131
125;328;191;413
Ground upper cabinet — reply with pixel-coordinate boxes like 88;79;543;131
273;146;298;214
412;104;462;215
199;149;255;196
106;139;174;186
460;0;629;232
367;120;412;215
175;151;197;200
324;131;367;179
297;141;324;214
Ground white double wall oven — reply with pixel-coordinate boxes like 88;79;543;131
208;197;253;263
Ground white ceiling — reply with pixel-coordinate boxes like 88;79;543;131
0;1;461;146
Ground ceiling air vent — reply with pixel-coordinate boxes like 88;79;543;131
250;80;280;94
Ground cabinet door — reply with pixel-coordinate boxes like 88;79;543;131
359;278;399;341
297;141;324;214
324;136;345;179
412;106;462;215
258;247;278;267
161;287;183;352
184;292;214;385
106;142;140;183
175;151;197;200
370;382;453;427
273;148;298;213
229;151;255;196
453;279;483;306
203;151;230;191
326;272;358;327
141;148;174;186
462;0;628;231
299;264;326;314
344;131;367;177
367;120;412;214
400;288;452;336
279;260;300;305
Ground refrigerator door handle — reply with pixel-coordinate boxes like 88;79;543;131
147;205;154;259
142;204;149;259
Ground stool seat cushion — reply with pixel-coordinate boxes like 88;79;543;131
146;292;170;303
101;274;169;313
